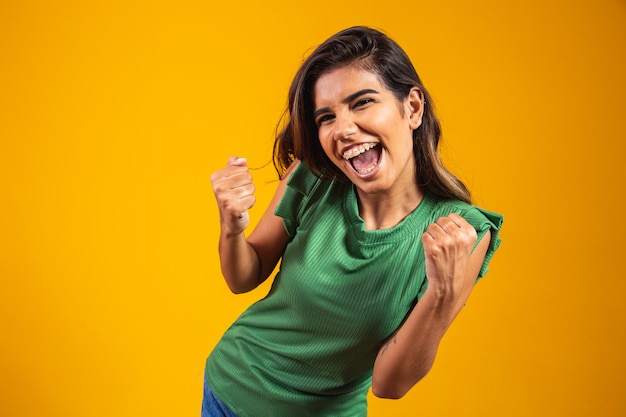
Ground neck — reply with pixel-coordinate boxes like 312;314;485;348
356;183;424;231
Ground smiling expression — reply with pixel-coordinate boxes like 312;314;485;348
312;65;424;197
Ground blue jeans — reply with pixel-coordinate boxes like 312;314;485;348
201;377;239;417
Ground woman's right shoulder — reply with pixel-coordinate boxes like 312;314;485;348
284;158;301;176
274;159;336;238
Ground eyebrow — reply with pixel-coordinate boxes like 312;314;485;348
313;89;379;119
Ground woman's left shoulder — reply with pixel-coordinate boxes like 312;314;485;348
432;197;504;279
432;197;503;233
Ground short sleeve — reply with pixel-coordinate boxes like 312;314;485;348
416;202;503;300
274;162;322;238
433;201;503;279
463;207;504;280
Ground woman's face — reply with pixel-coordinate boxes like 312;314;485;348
312;65;424;196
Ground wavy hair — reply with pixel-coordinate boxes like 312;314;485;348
273;26;471;204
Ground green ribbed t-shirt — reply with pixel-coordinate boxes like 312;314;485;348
205;162;503;417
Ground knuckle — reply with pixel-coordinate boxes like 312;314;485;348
212;183;224;194
210;172;223;185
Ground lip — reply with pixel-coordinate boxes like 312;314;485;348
341;143;383;180
340;142;379;160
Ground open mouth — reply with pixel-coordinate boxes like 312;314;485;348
342;143;381;175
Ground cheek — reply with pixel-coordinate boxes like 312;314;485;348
364;108;399;134
317;129;336;158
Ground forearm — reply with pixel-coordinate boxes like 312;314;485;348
371;287;462;398
218;227;262;294
372;228;491;399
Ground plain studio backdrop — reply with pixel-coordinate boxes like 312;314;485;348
1;1;625;416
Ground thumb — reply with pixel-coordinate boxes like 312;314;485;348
227;156;248;167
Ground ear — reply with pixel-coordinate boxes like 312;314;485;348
406;87;425;130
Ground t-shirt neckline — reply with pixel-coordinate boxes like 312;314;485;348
344;184;437;245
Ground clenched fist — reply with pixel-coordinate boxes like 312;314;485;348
210;156;256;236
421;213;478;300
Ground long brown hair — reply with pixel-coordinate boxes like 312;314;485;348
273;26;471;204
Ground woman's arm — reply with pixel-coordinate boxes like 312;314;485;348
371;213;491;398
210;157;296;293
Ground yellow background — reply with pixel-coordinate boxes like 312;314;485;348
1;0;625;416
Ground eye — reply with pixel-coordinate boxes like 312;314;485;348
353;98;374;109
315;113;335;126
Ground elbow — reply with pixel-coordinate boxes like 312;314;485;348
226;281;255;294
228;286;247;295
371;376;412;400
221;265;266;294
371;368;431;399
371;384;408;400
224;277;255;294
222;271;263;294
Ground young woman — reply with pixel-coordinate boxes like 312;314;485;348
203;26;503;417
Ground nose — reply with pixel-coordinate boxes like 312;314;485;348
332;113;357;141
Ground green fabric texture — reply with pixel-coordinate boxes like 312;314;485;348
205;162;503;417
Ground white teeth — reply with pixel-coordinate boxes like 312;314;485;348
342;143;378;160
356;165;376;175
